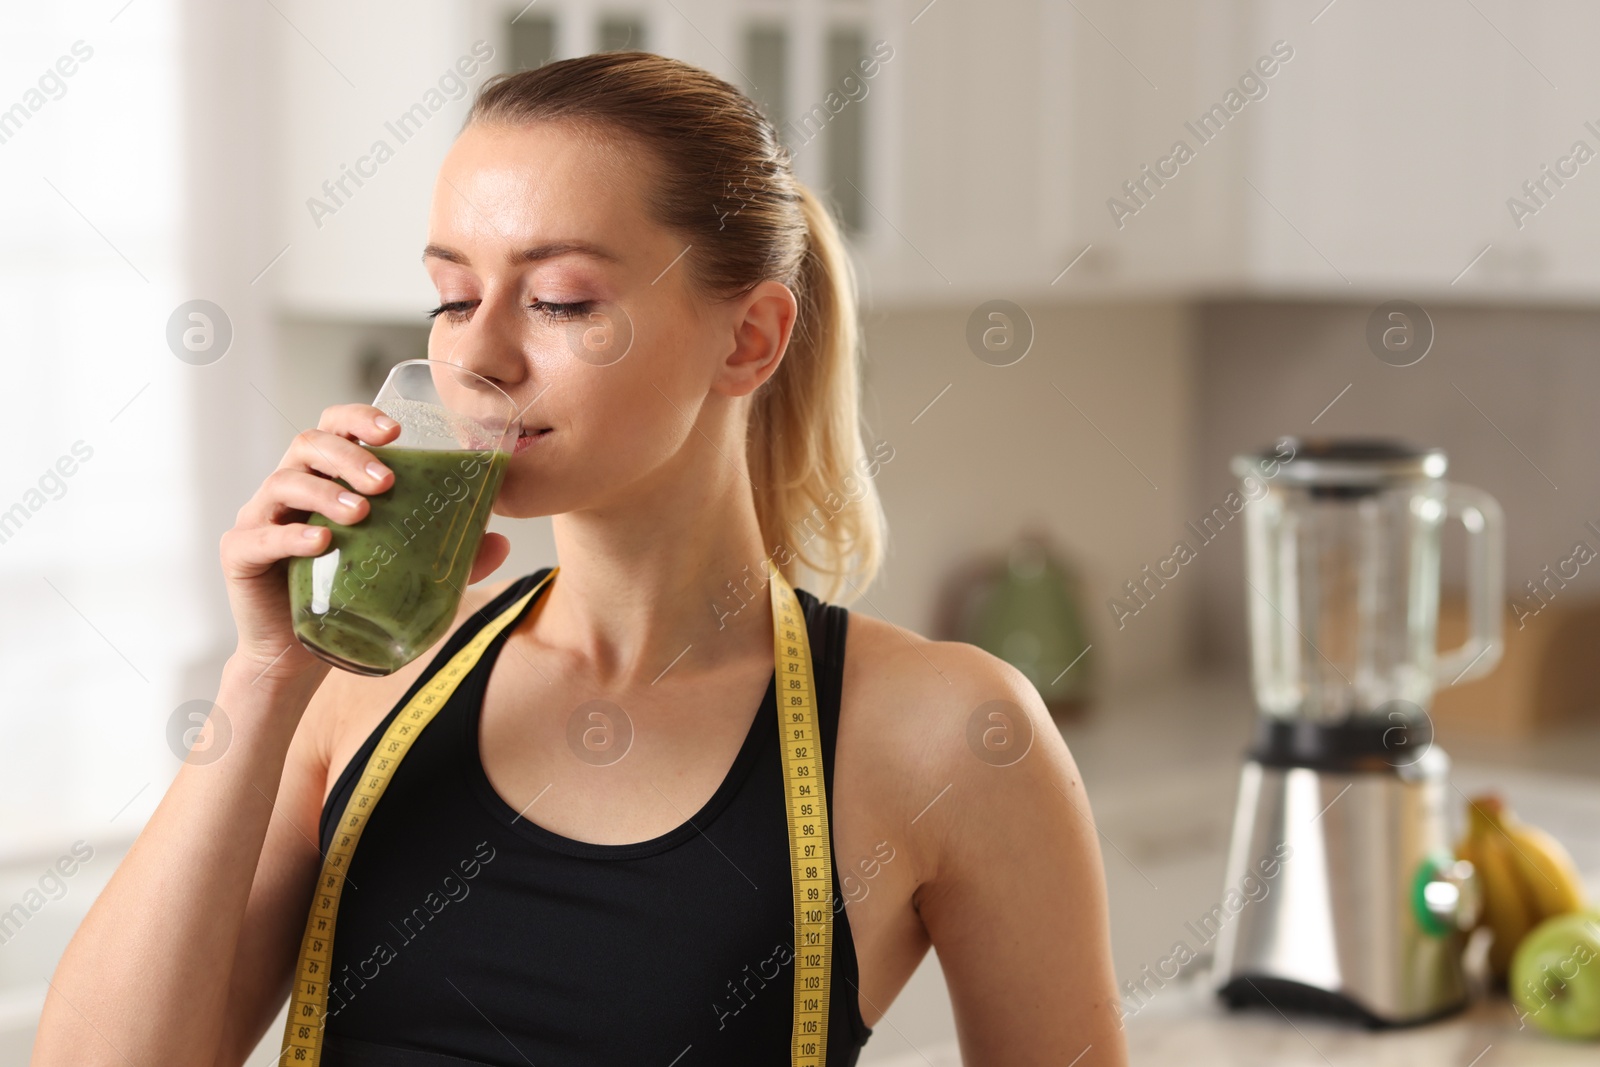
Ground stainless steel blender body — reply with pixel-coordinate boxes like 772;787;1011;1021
1212;439;1504;1025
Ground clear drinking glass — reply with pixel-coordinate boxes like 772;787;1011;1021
287;359;521;676
1233;439;1504;722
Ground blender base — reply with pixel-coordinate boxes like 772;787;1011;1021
1217;974;1467;1030
1208;733;1473;1028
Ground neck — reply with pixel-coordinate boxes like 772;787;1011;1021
532;432;780;687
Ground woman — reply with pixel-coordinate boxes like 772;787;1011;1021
35;52;1125;1066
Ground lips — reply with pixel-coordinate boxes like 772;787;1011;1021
513;427;552;455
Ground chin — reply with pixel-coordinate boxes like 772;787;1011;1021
493;487;555;520
493;475;580;520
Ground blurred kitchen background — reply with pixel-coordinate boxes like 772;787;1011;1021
9;0;1600;1063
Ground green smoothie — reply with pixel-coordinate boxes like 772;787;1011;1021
288;445;510;676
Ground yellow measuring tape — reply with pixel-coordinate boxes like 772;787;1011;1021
772;559;833;1067
281;561;833;1066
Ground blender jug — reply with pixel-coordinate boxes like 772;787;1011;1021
1233;439;1505;727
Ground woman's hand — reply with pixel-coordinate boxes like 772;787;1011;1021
219;403;510;687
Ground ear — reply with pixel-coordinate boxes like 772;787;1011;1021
712;280;798;398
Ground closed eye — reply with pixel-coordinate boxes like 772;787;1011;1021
425;300;595;324
426;300;476;323
529;300;594;322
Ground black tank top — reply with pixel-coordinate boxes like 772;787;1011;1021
314;567;874;1065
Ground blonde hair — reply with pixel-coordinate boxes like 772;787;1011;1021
466;51;885;601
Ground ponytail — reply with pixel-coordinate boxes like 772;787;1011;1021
749;184;885;601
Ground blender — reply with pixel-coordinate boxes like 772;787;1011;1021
1211;438;1503;1026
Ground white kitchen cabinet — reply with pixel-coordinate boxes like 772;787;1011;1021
272;0;1600;311
266;0;1292;311
273;0;486;320
273;0;913;318
1236;0;1600;299
1240;0;1525;295
1489;2;1600;297
1038;0;1257;298
849;0;1285;302
1037;0;1600;302
922;0;1600;302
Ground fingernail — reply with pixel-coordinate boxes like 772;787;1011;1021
303;526;322;540
338;492;363;509
366;462;388;480
375;415;398;431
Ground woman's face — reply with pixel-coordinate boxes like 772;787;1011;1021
423;120;775;519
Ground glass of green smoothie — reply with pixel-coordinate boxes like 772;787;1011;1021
287;359;521;676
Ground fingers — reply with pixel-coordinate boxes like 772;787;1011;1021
317;402;400;444
219;403;406;602
287;427;395;488
219;519;329;581
238;407;398;528
261;468;375;527
291;403;399;485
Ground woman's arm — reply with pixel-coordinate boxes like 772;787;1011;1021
209;664;347;1065
31;656;332;1067
907;646;1128;1065
31;402;489;1065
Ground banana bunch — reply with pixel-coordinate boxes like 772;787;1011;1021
1456;791;1589;980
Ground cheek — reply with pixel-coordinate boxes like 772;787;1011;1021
495;362;686;510
494;297;720;511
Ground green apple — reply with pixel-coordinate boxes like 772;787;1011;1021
1512;911;1600;1040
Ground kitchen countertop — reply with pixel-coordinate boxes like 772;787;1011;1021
864;969;1600;1067
1125;969;1599;1066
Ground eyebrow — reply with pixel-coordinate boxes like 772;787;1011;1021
421;241;621;266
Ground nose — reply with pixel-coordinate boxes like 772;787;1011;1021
432;290;532;408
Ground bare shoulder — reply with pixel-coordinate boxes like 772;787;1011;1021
838;611;1080;874
314;576;522;804
840;610;1062;774
837;611;1124;1057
